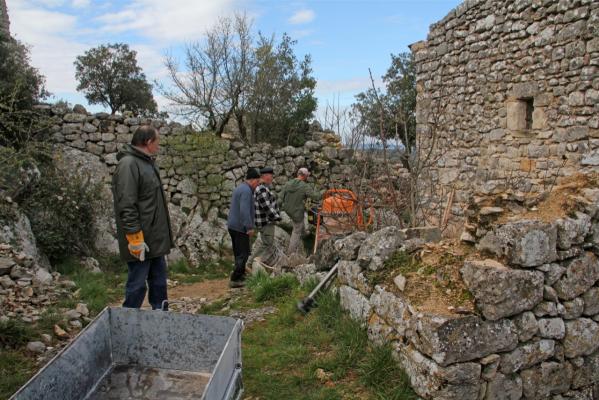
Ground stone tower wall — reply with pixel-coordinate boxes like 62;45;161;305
411;0;599;221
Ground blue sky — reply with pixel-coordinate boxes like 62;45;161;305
7;0;461;119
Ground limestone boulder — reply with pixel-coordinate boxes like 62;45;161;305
477;220;557;267
520;362;573;399
357;226;406;271
554;252;599;300
177;212;229;265
563;318;599;358
334;231;367;261
0;208;50;269
461;259;544;320
339;285;371;323
413;314;518;366
54;144;118;255
398;345;481;400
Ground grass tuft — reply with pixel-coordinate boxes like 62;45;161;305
359;344;418;400
0;319;36;348
246;271;299;302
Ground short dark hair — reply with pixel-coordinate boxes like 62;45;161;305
131;125;158;146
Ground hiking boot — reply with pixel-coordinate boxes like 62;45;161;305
229;279;245;288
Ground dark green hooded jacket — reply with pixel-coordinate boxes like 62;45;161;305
279;178;320;223
112;144;174;262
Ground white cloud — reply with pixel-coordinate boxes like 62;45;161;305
71;0;91;8
96;0;239;42
9;1;86;93
288;9;314;25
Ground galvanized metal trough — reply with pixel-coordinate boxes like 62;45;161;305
11;307;243;400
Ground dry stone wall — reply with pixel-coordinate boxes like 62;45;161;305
41;104;356;263
411;0;599;220
316;211;599;399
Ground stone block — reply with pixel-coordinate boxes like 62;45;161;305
461;259;544;320
339;285;371;323
513;311;538;342
537;318;566;339
398;345;481;400
413;314;518;366
369;285;412;336
63;113;87;123
520;362;573;399
367;313;396;345
500;339;555;374
561;298;585;320
554;252;599;300
563;318;599;358
477;220;557;267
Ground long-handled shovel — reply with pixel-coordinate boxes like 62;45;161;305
297;263;339;314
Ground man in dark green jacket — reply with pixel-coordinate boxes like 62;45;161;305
112;125;174;309
280;167;320;255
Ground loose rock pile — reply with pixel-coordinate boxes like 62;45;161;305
0;243;69;324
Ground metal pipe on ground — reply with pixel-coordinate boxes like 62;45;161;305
297;263;339;314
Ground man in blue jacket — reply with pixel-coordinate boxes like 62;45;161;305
227;168;260;287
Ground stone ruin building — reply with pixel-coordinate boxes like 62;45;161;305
411;0;598;222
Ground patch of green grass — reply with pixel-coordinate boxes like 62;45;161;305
0;351;36;399
241;285;417;399
359;344;418;400
246;271;299;302
0;319;36;348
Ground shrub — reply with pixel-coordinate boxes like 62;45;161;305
19;158;103;262
0;33;48;147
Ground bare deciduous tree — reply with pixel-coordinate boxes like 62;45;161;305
159;13;254;136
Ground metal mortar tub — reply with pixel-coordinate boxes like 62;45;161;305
10;307;243;400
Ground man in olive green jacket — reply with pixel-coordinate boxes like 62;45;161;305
112;125;174;309
280;167;320;255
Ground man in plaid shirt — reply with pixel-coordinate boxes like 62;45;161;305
253;167;281;265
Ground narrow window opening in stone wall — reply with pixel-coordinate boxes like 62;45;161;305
524;98;534;130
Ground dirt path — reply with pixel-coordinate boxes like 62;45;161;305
113;279;231;308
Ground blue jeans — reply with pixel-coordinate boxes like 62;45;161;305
123;256;168;310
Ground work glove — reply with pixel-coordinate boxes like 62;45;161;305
126;231;150;261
